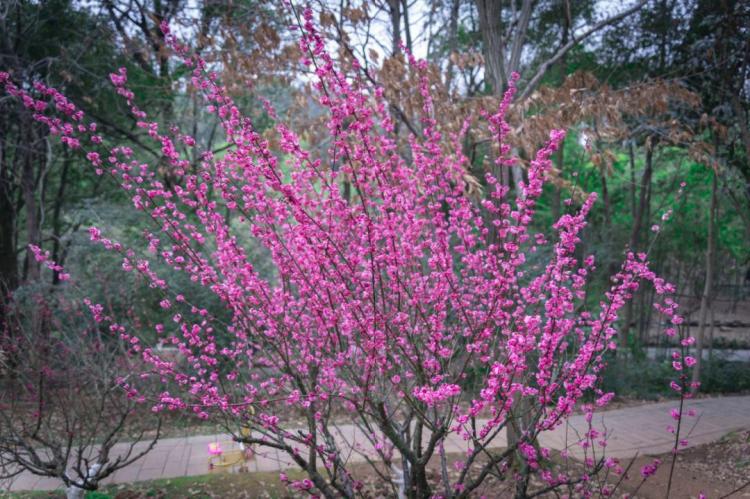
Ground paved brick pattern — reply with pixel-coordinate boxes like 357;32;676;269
4;395;748;492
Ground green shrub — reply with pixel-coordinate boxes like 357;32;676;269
602;357;750;399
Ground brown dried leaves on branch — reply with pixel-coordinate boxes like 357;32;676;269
371;57;718;195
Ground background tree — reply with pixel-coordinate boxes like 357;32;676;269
0;285;161;499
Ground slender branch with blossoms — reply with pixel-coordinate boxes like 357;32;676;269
0;5;699;497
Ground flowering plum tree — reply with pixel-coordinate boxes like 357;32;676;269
0;6;697;498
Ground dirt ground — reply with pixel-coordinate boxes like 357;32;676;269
615;428;750;498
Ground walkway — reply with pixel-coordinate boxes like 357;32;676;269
5;395;749;492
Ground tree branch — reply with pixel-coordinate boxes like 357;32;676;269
518;0;648;101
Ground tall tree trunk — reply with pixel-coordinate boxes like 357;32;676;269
708;306;715;362
51;154;71;285
400;0;412;53
21;126;41;283
444;0;460;90
551;0;570;223
730;92;750;172
638;175;653;340
476;0;525;192
475;0;535;466
476;0;516;192
619;141;654;352
0;117;18;374
629;141;637;220
475;0;506;240
593;118;611;225
630;141;653;251
0;123;18;294
387;0;401;57
551;146;563;222
475;0;506;94
691;170;717;395
600;172;611;226
386;0;402;140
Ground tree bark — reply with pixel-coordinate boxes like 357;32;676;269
51;154;71;285
0;120;18;294
619;140;654;352
551;146;563;222
476;0;526;191
629;141;637;220
630;140;653;251
21;125;42;283
475;0;507;94
444;0;461;90
400;0;412;53
550;1;570;223
600;172;611;226
691;169;717;395
387;0;401;57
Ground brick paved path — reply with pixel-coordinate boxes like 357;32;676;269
5;395;748;492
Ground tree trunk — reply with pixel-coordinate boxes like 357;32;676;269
629;141;636;220
0;115;18;374
475;0;506;94
407;420;430;499
400;0;412;53
600;172;611;226
387;0;401;57
444;0;460;90
691;170;717;395
551;146;562;222
550;0;569;223
708;306;715;362
638;176;653;341
0;124;18;294
476;0;520;192
66;486;86;499
619;141;654;352
630;141;653;251
21;126;41;283
51;154;70;285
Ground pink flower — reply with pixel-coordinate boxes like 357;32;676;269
595;392;614;407
640;458;661;478
681;336;696;346
88;227;101;241
109;68;128;86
